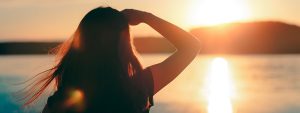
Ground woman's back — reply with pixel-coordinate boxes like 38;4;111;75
44;55;154;113
46;68;154;113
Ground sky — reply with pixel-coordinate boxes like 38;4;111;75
0;0;300;41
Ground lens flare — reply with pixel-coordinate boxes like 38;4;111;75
65;89;85;110
205;57;234;113
71;90;84;102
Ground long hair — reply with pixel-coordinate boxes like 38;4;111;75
20;7;143;107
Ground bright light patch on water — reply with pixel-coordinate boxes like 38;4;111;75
206;57;234;113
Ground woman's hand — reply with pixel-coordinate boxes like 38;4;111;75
121;9;150;25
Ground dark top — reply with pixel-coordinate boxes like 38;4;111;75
44;68;154;113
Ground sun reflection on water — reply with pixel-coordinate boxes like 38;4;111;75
205;57;234;113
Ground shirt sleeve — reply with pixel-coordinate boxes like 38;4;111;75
140;67;154;107
44;87;65;112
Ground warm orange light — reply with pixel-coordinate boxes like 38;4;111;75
187;0;250;26
72;90;84;102
205;57;235;113
65;89;84;107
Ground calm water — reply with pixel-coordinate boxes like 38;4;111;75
0;54;299;113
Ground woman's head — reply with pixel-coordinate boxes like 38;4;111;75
22;7;143;106
74;7;129;58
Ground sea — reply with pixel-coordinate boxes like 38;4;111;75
0;54;299;113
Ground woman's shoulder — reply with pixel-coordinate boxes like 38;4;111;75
135;67;153;85
136;67;155;109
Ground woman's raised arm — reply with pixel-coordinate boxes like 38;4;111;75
122;9;201;94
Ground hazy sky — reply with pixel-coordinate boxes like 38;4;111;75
1;0;300;41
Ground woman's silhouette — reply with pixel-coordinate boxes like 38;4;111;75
23;7;200;113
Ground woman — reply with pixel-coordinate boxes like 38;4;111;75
24;7;200;113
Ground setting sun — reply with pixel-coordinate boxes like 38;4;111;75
187;0;250;26
205;57;235;113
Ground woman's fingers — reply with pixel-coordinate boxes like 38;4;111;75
121;9;147;25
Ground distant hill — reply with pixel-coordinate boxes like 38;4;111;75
0;37;174;54
190;21;300;54
0;21;300;55
0;42;58;54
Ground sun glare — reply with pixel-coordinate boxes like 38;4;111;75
205;57;234;113
187;0;250;26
